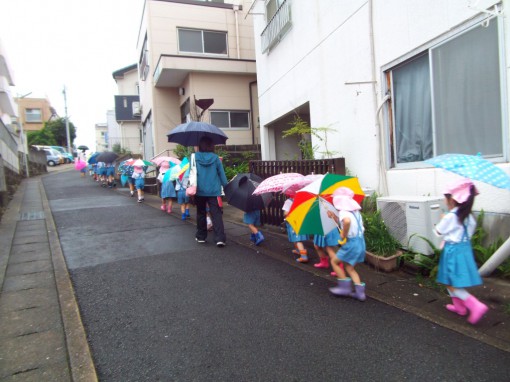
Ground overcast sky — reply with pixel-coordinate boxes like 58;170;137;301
0;0;144;150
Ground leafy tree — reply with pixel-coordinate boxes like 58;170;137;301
44;118;76;147
112;143;131;155
27;129;55;146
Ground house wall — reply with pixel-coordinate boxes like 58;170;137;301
116;70;139;95
253;0;510;217
15;97;53;131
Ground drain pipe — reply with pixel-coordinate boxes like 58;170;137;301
234;5;241;59
368;0;389;196
249;80;257;145
479;238;510;276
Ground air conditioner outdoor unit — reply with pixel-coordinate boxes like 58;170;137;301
376;196;446;255
132;102;141;117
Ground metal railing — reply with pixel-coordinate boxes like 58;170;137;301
261;0;292;53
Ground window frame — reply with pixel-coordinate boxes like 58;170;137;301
382;14;508;169
210;110;250;130
25;108;42;123
177;28;228;56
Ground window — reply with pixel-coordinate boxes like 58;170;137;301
386;19;505;167
139;35;149;81
178;28;227;55
210;110;249;129
180;98;190;123
25;108;42;123
265;0;285;22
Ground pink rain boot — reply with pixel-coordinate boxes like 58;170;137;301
160;204;166;211
314;257;330;269
464;296;488;324
446;297;467;316
167;205;172;214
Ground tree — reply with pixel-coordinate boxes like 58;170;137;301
44;117;77;147
27;129;56;146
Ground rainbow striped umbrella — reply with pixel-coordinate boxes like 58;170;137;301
286;174;364;235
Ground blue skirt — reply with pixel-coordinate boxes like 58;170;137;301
336;236;366;266
161;180;176;198
436;241;482;288
134;178;145;190
243;210;261;226
285;222;309;243
314;229;341;247
176;189;189;204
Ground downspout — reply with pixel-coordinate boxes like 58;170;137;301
368;0;389;195
234;5;241;59
249;80;257;145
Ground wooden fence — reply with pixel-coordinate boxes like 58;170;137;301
249;158;346;227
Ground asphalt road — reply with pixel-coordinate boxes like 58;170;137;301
43;170;510;381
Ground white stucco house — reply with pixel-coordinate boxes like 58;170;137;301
251;0;510;239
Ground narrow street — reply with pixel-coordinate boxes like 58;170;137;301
43;169;510;381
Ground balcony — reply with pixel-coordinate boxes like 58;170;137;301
261;0;292;53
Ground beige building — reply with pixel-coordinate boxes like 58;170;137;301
136;0;258;159
14;97;55;132
95;123;108;152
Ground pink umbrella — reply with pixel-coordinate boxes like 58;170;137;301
281;174;323;196
252;173;304;195
151;156;181;166
74;160;87;171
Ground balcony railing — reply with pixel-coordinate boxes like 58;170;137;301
261;0;292;53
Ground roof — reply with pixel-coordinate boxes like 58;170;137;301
112;64;138;80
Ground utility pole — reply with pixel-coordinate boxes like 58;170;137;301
62;86;72;153
17;92;32;178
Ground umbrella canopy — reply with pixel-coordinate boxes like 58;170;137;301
166;121;228;146
151;156;181;166
285;174;364;236
281;174;323;196
123;158;154;167
224;173;272;212
425;153;510;190
77;145;89;150
87;152;100;164
95;151;118;163
252;173;304;195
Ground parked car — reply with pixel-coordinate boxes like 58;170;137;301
50;146;74;163
42;148;63;166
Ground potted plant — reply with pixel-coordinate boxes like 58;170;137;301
361;194;402;272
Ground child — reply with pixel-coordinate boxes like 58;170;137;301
158;162;175;213
106;162;116;188
132;165;146;203
282;191;309;262
313;228;343;275
244;209;264;246
327;187;366;301
175;169;191;220
435;179;488;325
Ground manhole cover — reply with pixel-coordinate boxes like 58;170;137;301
19;211;45;221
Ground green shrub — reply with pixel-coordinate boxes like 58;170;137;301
362;209;401;257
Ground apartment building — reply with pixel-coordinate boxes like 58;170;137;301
136;0;258;159
112;64;142;154
95;123;108;152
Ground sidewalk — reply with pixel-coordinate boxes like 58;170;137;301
0;174;508;380
0;177;97;381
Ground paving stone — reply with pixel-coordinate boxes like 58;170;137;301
13;235;49;246
0;287;58;313
5;260;52;277
8;250;51;264
2;271;54;292
0;305;62;339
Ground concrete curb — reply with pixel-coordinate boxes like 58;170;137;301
39;176;98;382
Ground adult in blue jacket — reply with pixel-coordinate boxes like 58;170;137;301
194;136;228;247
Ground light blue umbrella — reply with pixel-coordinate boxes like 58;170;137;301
425;153;510;190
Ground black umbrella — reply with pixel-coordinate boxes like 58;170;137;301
224;173;272;213
167;121;228;147
77;145;89;151
95;151;118;163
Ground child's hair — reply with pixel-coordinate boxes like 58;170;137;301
446;184;477;223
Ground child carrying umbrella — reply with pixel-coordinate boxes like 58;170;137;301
158;161;175;213
132;164;146;203
282;189;309;263
434;179;488;325
326;187;367;301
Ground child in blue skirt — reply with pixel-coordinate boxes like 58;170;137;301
158;162;176;213
175;169;191;220
327;187;366;301
283;192;309;262
435;179;488;325
132;165;146;203
244;210;264;245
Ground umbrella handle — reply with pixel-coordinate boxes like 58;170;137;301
337;226;347;245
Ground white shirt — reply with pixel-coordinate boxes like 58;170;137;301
339;210;364;238
435;207;476;242
282;198;293;213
